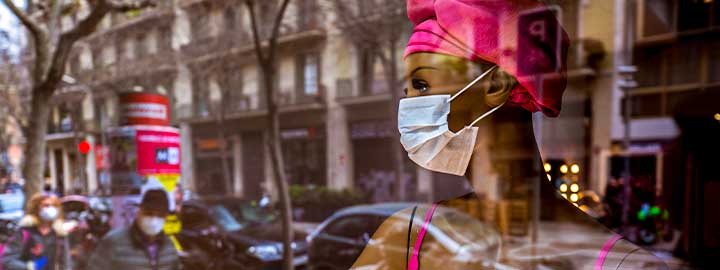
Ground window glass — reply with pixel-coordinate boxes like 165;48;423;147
678;0;711;32
304;54;319;96
642;0;674;37
209;205;244;231
325;215;380;238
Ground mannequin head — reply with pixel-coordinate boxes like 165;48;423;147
403;52;537;182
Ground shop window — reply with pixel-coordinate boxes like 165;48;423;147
677;0;711;32
710;39;720;82
635;46;664;87
641;0;674;38
623;93;662;117
668;41;700;85
666;89;699;115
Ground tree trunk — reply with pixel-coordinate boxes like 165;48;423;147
22;89;52;199
262;64;294;270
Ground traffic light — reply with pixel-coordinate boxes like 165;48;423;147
78;140;91;155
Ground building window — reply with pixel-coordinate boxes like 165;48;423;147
193;76;210;117
224;8;236;30
135;34;147;58
297;53;319;96
297;0;317;30
358;46;375;95
639;0;720;39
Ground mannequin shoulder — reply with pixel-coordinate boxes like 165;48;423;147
600;239;671;270
350;206;424;270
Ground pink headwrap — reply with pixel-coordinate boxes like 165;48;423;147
404;0;569;117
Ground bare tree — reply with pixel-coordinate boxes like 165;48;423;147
244;0;294;269
330;0;411;200
3;0;157;198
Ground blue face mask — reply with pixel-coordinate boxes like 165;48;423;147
398;66;503;176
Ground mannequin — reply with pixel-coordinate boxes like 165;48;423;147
350;52;668;270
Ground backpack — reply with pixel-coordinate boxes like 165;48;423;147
0;229;30;270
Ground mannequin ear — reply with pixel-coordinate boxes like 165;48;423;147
484;68;516;107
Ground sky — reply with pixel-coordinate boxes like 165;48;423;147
0;0;26;59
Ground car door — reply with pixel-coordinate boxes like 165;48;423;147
312;214;384;270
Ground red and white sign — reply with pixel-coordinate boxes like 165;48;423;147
119;93;170;126
135;128;181;175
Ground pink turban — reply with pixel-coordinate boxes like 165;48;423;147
404;0;570;117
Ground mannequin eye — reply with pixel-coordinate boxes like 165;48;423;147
412;79;429;92
402;88;408;96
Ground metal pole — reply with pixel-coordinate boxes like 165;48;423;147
620;0;637;230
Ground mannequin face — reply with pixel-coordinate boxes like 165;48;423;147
404;53;507;132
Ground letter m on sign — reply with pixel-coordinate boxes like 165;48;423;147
517;6;562;77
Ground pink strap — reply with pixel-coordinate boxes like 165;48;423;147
408;203;438;270
595;234;623;270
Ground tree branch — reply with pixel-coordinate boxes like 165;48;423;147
266;0;291;62
2;0;44;37
245;0;266;63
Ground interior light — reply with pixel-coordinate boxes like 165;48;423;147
544;163;551;172
559;183;568;192
570;183;579;193
560;164;568;174
570;193;579;202
570;164;580;174
546;174;551;181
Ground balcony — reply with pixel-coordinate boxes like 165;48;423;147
81;51;177;86
336;77;392;106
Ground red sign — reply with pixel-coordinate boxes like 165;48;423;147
517;7;562;76
119;93;170;126
135;129;181;175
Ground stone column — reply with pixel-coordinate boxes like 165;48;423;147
232;134;243;196
48;148;57;191
85;135;98;194
62;148;72;194
180;123;195;191
326;106;353;190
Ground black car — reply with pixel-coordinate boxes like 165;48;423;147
177;197;309;270
306;203;413;270
307;203;505;270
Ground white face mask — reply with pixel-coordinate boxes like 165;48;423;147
398;66;503;176
139;216;166;236
39;206;59;221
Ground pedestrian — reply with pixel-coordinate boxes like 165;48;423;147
87;189;179;270
2;193;74;270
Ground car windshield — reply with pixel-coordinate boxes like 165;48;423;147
231;202;278;225
209;205;244;232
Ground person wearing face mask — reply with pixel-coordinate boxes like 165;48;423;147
349;0;670;269
2;193;74;270
87;189;179;270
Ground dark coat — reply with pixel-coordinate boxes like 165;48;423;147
87;223;179;270
2;216;72;270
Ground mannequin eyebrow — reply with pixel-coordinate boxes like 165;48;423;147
408;66;438;77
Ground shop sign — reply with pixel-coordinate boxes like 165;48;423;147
119;92;170;126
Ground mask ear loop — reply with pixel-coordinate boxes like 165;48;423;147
468;101;506;127
448;65;498;103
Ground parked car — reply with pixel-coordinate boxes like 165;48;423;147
177;197;309;270
306;203;505;270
